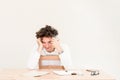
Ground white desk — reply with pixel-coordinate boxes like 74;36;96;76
0;69;115;80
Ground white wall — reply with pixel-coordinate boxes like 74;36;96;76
0;0;120;79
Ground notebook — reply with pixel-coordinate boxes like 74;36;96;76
23;70;49;77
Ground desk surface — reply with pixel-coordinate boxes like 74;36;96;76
0;69;115;80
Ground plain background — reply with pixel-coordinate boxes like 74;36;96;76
0;0;120;79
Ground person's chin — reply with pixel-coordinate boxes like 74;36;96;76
46;49;51;52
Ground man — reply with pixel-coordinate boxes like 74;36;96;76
27;25;72;70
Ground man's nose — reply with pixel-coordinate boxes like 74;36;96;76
45;44;49;48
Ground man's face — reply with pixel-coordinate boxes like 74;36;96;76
41;37;54;52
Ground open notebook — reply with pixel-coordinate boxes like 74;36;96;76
23;70;49;77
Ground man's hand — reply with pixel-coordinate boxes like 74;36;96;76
37;38;43;52
52;37;63;54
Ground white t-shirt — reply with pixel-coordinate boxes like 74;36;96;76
27;43;72;70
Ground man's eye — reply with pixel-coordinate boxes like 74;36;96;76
42;42;45;43
49;41;52;44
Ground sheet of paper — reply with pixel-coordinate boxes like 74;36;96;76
53;70;83;76
23;70;49;77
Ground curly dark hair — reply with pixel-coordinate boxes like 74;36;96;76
36;25;58;38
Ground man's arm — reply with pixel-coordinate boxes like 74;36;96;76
59;44;72;70
27;43;40;69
